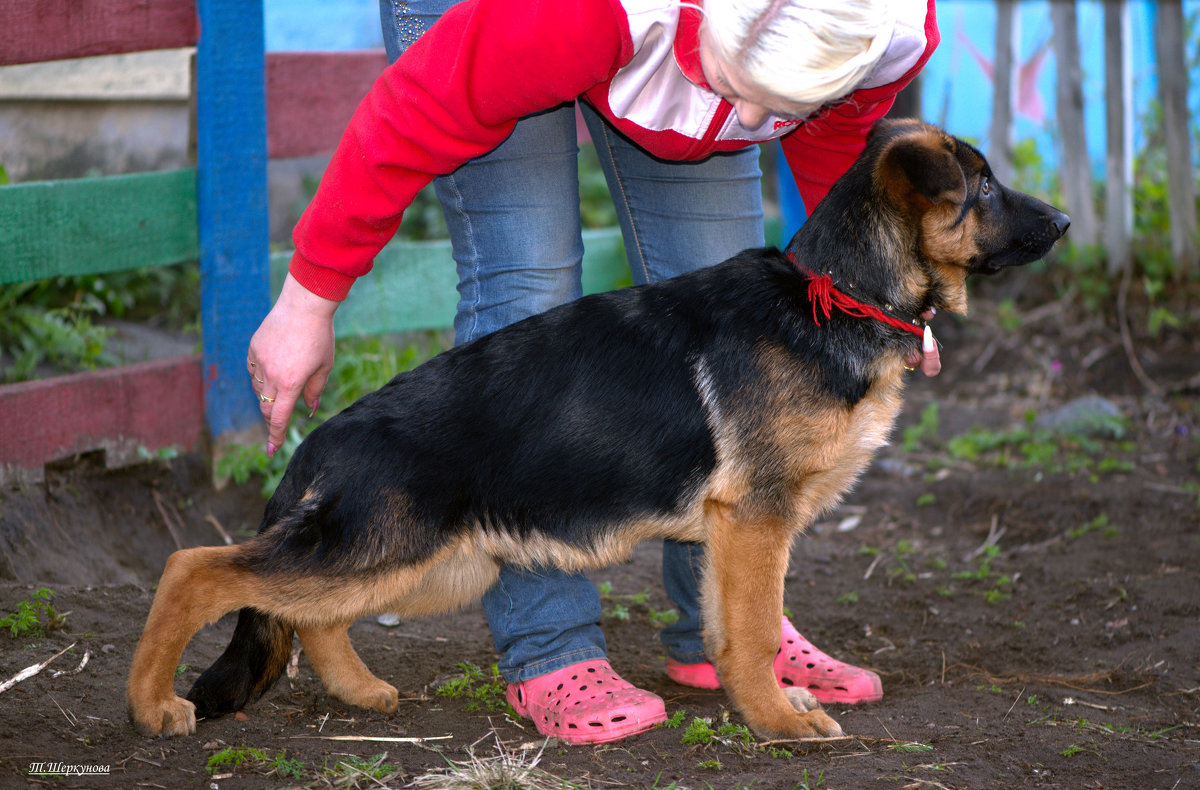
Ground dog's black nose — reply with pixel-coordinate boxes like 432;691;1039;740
1051;211;1070;238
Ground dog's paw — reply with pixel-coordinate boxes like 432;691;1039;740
336;679;399;713
783;686;822;714
130;694;197;737
798;709;844;738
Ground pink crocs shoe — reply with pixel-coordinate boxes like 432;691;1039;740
506;659;667;745
666;617;883;705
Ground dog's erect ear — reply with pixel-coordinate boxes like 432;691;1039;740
879;132;967;209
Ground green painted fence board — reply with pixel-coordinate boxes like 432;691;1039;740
0;169;199;286
270;227;630;338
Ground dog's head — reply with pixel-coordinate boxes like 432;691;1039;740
868;118;1070;314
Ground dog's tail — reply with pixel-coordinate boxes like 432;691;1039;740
185;607;293;720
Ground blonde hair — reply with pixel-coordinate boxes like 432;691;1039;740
702;0;894;110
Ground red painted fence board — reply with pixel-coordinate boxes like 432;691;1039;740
266;50;389;159
0;356;204;482
0;0;199;66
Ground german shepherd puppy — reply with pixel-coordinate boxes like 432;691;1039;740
128;119;1068;740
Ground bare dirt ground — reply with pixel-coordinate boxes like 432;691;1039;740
1;270;1197;789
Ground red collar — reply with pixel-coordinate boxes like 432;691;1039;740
786;252;925;339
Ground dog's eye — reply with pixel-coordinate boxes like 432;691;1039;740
980;177;992;197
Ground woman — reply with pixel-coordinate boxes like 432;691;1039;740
248;0;940;743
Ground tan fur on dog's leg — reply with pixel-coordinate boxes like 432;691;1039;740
703;501;843;739
127;546;258;736
295;623;399;713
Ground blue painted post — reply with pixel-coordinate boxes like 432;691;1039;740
195;0;271;440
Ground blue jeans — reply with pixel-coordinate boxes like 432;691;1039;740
381;0;765;681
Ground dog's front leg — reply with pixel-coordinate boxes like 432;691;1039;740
702;501;843;739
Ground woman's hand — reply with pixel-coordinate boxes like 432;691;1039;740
903;309;941;377
246;273;338;456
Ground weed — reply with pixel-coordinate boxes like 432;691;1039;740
1060;742;1098;759
889;742;934;753
1;588;66;638
1067;514;1120;541
207;746;304;779
435;662;511;713
887;539;919;584
916;492;937;507
649;607;680;627
681;717;719;746
836;591;859;605
206;746;265;774
697;759;722;771
679;717;762;756
995;298;1022;331
795;768;826;789
0;289;113;383
407;739;577;790
597;582;678;628
902;402;940;452
174;664;189;679
605;602;631;621
325;753;402;785
662;709;689;728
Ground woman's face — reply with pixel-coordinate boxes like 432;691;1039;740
697;26;811;129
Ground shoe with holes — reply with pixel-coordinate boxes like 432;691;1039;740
505;659;667;745
666;617;883;705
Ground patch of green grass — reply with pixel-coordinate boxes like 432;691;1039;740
677;717;770;757
796;768;826;789
902;402;941;452
326;753;402;784
941;421;1133;476
435;662;511;713
408;740;577;790
1;588;66;638
597;582;678;628
206;747;305;779
1067;513;1120;542
886;539;919;584
662;709;689;728
1060;742;1099;759
681;717;719;746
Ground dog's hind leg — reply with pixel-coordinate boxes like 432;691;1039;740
295;623;399;713
701;501;844;739
127;545;267;737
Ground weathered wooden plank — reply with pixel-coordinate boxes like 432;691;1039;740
266;50;389;159
0;355;204;484
269;227;630;338
195;0;272;439
0;0;198;66
0;170;199;286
